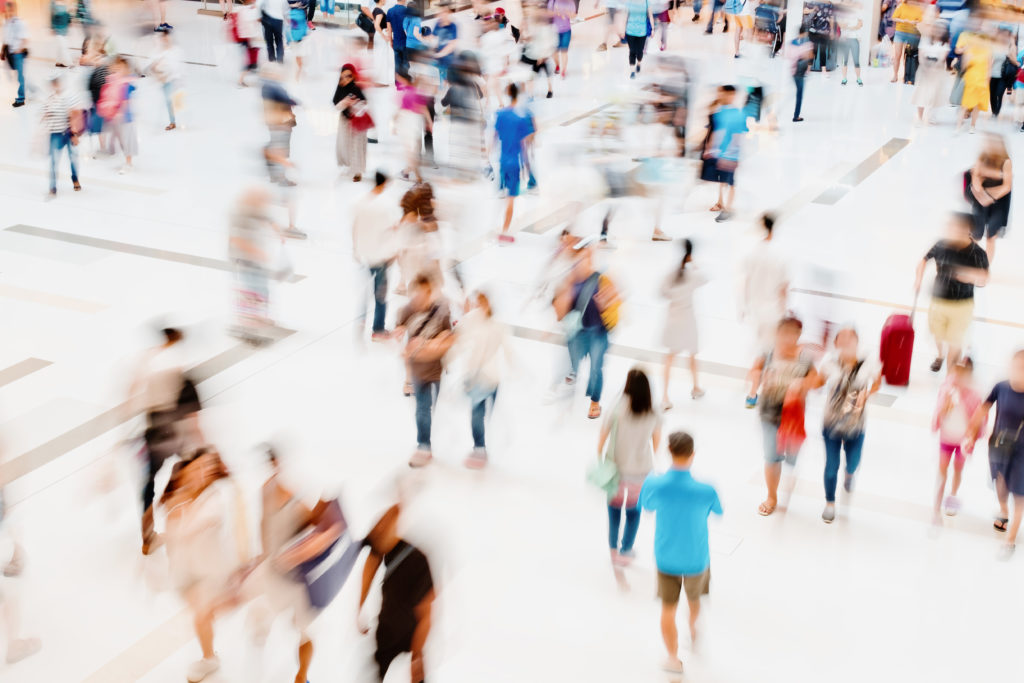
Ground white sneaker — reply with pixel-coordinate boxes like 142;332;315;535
662;657;684;674
186;656;221;682
409;449;433;468
464;448;487;469
5;638;41;664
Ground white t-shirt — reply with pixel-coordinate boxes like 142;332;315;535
352;190;401;265
741;239;788;316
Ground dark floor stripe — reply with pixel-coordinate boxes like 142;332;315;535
0;358;52;388
0;331;293;484
812;138;910;205
5;225;305;283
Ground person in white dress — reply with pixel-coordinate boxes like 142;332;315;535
161;449;249;683
661;238;708;410
740;213;788;360
912;23;949;124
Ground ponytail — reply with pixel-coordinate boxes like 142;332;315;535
675;238;694;282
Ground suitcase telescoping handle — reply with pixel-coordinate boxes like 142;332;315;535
909;289;919;324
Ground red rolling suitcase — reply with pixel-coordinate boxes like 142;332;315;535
880;295;917;386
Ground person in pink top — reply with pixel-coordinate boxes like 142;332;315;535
548;0;575;78
932;357;984;522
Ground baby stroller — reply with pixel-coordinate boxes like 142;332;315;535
754;1;784;57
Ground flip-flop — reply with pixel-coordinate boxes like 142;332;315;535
403;383;413;397
758;501;777;516
994;517;1009;532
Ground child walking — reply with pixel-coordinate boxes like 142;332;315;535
932;357;983;522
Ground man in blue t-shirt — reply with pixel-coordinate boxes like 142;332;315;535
640;431;722;675
707;85;748;224
493;83;535;244
387;0;409;76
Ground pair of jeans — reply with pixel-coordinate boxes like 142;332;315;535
706;0;725;31
413;378;439;450
470;388;497;449
393;47;408;76
261;14;285;63
368;264;388;333
822;428;865;502
568;326;609;403
48;131;79;192
625;34;647;67
839;38;860;68
10;51;26;102
162;80;177;125
793;75;805;119
608;505;641;553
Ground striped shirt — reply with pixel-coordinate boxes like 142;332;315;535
42;93;71;133
42;91;84;134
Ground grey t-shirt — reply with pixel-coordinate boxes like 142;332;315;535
606;400;661;479
820;352;879;436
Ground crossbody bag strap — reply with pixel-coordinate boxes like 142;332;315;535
383;544;415;581
575;272;601;316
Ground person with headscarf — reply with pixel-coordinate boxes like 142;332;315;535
333;63;370;183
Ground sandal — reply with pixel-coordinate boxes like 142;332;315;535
994;517;1009;532
758;500;777;516
403;382;413;397
588;402;602;419
709;203;723;212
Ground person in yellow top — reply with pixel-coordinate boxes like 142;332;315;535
891;0;923;83
956;31;993;133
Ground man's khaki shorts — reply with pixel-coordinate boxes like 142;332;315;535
928;298;974;348
657;568;710;604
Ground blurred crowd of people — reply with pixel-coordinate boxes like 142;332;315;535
2;0;1024;680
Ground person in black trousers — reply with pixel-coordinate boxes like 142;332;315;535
260;0;287;63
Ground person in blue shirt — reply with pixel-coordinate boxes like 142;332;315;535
493;83;535;243
433;1;459;81
640;431;722;675
387;0;409;76
705;85;748;223
403;0;428;55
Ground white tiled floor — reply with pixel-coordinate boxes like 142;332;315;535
1;2;1023;682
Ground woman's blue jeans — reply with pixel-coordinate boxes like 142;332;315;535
568;326;609;402
414;379;439;450
822;429;865;502
608;504;640;553
470;388;497;449
49;131;79;192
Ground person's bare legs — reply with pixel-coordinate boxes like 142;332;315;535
194;608;216;659
710;184;723;211
892;42;904;82
662;352;676;407
689;353;702;394
502;197;515;234
996;474;1011;522
761;462;781;514
295;638;313;683
946;345;962;373
934;456;950;516
687;598;700;642
660;601;682;667
724;184;735;211
986;235;997;264
1008;495;1024;546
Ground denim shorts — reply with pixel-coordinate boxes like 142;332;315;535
557;30;571;50
762;421;800;465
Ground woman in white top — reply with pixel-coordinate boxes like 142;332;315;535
660;239;708;410
453;290;511;468
598;367;662;567
912;23;949;125
161;449;249;683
